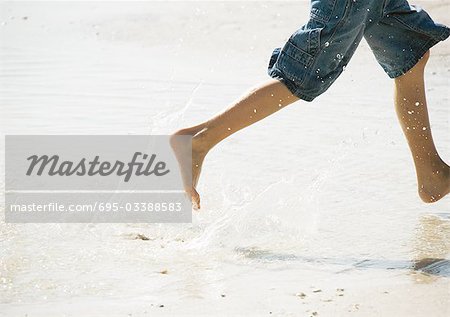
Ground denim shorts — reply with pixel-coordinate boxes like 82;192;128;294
267;0;450;102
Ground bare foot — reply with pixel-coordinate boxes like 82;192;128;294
170;127;209;209
417;161;450;203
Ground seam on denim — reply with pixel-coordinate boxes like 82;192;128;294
293;89;315;102
268;70;316;102
269;68;306;92
310;10;327;24
308;28;321;56
307;29;311;54
438;26;450;41
279;47;312;86
308;0;352;80
315;28;321;54
392;15;420;33
321;0;352;48
286;39;314;60
380;0;389;18
391;15;441;40
310;0;338;24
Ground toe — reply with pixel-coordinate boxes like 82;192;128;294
185;187;201;210
192;190;201;210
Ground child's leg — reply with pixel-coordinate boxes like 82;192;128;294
393;50;449;203
171;79;299;208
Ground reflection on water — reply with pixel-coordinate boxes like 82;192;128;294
235;247;450;276
235;213;450;280
412;258;450;276
410;213;450;283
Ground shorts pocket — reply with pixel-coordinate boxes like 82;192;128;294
283;27;321;65
273;50;308;84
310;0;338;23
270;24;322;85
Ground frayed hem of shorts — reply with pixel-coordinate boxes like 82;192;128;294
268;72;316;102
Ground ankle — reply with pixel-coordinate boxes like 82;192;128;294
419;157;448;173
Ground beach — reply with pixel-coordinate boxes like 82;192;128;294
0;1;449;316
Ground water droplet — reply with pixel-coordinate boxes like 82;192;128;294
415;102;420;106
253;109;257;113
407;110;414;114
227;127;231;131
324;42;330;47
422;127;427;130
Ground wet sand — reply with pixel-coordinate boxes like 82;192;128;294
0;1;449;316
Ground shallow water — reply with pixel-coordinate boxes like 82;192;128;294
1;1;449;316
